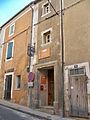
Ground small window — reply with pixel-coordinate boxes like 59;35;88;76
43;31;51;44
15;75;21;89
69;67;85;76
6;41;14;60
9;24;15;36
42;2;51;16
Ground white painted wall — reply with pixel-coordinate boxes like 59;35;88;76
0;28;5;68
30;4;39;72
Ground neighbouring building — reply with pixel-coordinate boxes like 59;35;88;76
64;0;90;118
0;2;34;106
29;0;64;115
29;0;90;118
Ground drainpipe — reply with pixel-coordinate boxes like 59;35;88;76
60;0;64;117
28;4;34;108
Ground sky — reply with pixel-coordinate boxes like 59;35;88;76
0;0;33;26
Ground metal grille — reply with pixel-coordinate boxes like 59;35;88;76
69;67;85;76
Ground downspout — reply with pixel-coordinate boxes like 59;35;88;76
28;4;34;108
60;0;64;117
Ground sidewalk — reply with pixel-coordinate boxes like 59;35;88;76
0;99;88;120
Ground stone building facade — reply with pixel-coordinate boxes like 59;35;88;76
29;0;64;115
30;0;90;117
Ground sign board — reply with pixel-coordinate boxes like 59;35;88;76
28;72;35;82
41;75;46;84
38;48;51;59
28;82;34;87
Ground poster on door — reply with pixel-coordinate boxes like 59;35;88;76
40;75;46;84
40;75;47;91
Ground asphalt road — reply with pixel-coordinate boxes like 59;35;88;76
0;105;44;120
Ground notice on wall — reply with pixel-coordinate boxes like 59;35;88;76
40;75;46;84
38;48;51;59
28;82;34;88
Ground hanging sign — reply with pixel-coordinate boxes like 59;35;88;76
28;72;35;82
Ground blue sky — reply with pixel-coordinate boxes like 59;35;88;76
0;0;33;26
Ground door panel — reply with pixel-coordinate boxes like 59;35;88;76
69;76;78;116
4;75;12;100
69;75;88;117
78;76;88;117
48;69;54;106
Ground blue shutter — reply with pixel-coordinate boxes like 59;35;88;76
7;42;13;59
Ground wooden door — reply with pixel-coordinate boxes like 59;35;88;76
48;69;54;106
4;75;12;100
69;75;88;117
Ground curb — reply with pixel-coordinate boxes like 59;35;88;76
0;101;54;120
0;100;75;120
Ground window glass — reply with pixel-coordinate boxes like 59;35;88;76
16;75;21;89
42;2;50;16
43;31;51;44
9;24;15;35
69;68;85;76
44;3;50;14
7;42;13;59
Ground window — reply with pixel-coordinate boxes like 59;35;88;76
42;2;51;16
42;29;52;45
15;75;21;89
43;31;51;44
6;41;14;60
9;23;15;36
69;67;85;76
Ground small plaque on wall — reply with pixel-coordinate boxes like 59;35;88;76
38;48;51;59
28;82;34;88
41;75;46;84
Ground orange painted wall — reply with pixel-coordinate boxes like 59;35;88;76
1;7;32;106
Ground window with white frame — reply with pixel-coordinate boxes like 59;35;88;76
42;29;51;45
15;75;21;89
9;23;15;36
42;2;51;16
69;67;85;76
6;40;14;60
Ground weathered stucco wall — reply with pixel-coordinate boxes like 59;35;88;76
1;8;32;106
64;0;90;115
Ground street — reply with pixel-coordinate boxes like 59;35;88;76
0;105;44;120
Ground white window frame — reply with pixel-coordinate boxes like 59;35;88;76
41;1;51;17
6;40;14;62
41;28;52;46
4;72;14;99
9;23;15;36
15;75;21;90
